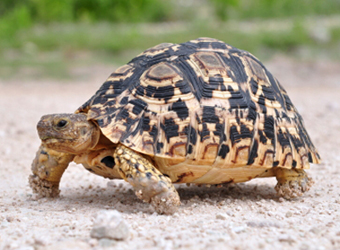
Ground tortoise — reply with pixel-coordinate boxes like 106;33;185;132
29;37;321;214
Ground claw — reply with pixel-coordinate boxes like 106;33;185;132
29;174;60;198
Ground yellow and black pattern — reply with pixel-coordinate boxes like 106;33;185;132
77;37;320;178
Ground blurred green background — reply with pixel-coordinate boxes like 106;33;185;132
1;0;340;79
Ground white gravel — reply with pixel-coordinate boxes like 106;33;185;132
90;210;130;240
1;57;340;250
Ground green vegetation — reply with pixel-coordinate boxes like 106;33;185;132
0;0;172;23
0;0;339;79
212;0;340;20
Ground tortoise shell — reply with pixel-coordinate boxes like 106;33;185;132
77;37;320;183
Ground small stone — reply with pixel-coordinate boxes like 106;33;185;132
88;238;98;247
285;211;293;218
34;237;46;246
216;213;228;220
107;181;117;188
278;234;296;243
90;210;129;240
310;227;322;235
6;216;14;222
217;200;226;206
232;226;246;233
267;211;275;217
173;212;179;218
226;210;234;217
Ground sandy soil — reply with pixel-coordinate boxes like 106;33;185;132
1;56;340;250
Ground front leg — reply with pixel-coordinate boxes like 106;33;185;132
114;145;180;215
29;144;74;197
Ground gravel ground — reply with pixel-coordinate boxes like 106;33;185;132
1;56;340;250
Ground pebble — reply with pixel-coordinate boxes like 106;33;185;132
285;211;293;218
90;210;129;240
232;226;246;233
226;210;234;217
88;238;98;247
107;181;117;188
278;234;296;243
216;213;228;220
310;227;322;235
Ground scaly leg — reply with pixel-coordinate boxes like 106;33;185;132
114;144;180;214
274;167;314;199
29;144;74;197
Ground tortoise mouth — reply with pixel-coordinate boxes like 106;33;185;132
41;136;74;143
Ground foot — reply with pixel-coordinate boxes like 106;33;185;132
114;145;180;214
274;168;314;199
29;145;74;197
29;174;60;197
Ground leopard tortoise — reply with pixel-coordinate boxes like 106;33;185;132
29;37;321;214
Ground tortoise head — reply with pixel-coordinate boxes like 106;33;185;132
37;113;100;154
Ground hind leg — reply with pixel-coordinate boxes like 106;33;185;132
274;168;314;199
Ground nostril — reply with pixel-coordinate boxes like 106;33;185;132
37;119;51;140
37;119;46;130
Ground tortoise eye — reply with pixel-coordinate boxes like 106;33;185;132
56;119;68;128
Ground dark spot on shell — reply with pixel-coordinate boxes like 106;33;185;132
175;171;194;183
199;123;210;142
175;80;191;94
187;144;193;154
171;100;189;120
218;144;229;159
308;152;313;162
161;118;179;143
130;99;148;115
120;96;129;105
202;106;219;123
292;160;297;168
230;124;252;145
220;53;248;84
264;115;275;141
247;140;258;165
156;142;164;153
